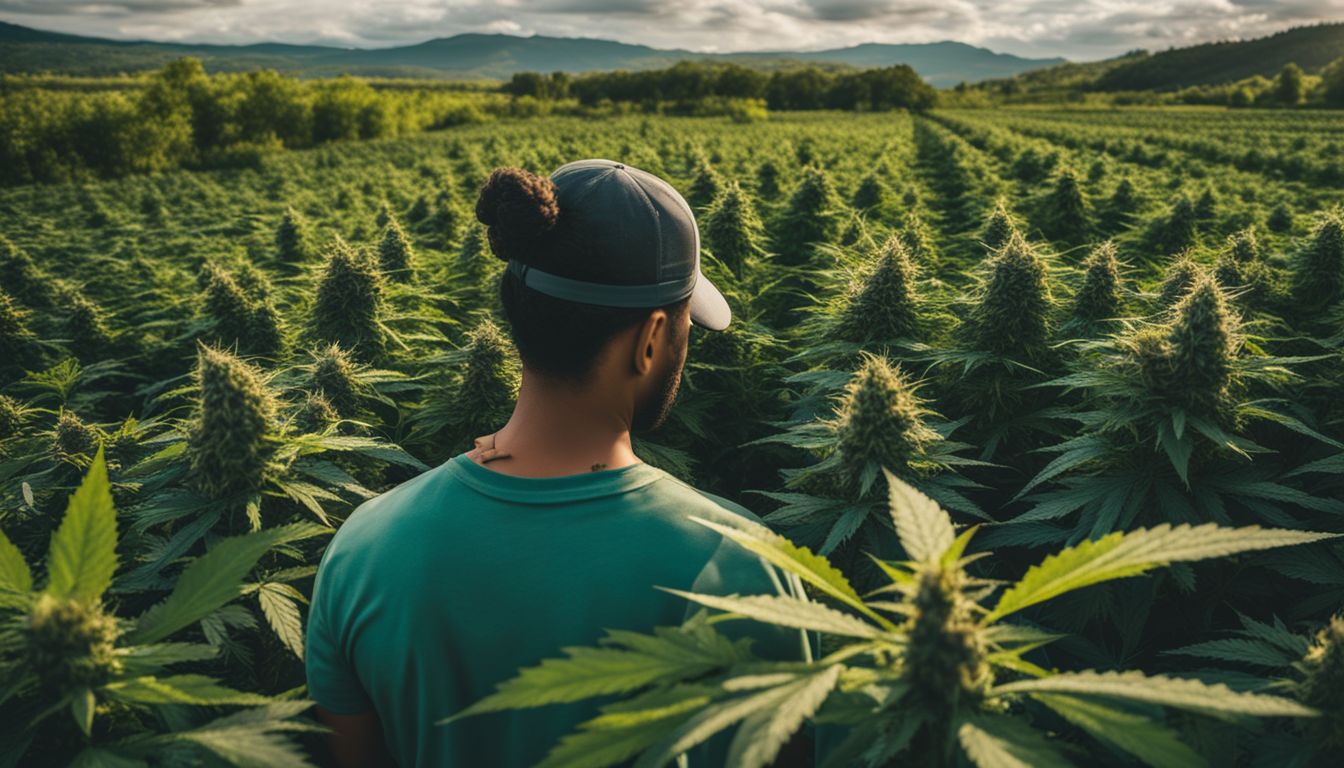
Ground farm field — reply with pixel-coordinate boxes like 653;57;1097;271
3;106;1344;765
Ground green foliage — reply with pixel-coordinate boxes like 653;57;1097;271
275;206;314;264
452;473;1330;767
201;263;284;356
980;198;1020;251
377;216;416;281
1294;206;1344;312
1037;166;1090;245
773;165;843;268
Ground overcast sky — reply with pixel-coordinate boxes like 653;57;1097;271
3;1;1342;61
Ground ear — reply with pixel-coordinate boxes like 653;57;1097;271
630;309;669;376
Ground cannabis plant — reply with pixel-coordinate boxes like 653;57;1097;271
449;472;1329;768
378;217;416;282
1213;227;1280;309
413;318;520;457
1167;612;1344;762
1015;272;1342;541
702;180;767;279
773;165;844;269
0;449;326;766
688;160;723;211
199;264;284;357
312;235;386;361
897;210;940;269
1293;207;1344;314
1149;196;1200;257
753;354;986;565
1037;166;1090;246
979;198;1020;252
1069;240;1123;328
275;205;315;264
828;236;921;347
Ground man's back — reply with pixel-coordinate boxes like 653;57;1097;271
306;453;794;767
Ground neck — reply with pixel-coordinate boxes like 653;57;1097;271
482;368;641;477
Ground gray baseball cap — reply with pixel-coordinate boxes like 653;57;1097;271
504;158;732;331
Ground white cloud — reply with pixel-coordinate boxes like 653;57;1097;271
3;0;1343;59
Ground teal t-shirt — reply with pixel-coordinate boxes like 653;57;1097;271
306;453;806;767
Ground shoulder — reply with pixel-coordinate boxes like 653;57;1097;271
644;470;766;527
320;462;454;566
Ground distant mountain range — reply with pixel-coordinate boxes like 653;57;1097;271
983;22;1344;94
0;20;1063;87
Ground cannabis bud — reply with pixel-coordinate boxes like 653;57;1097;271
834;354;938;494
1297;615;1344;750
1135;272;1237;416
52;410;101;464
832;236;920;344
378;218;416;282
25;594;122;695
313;236;386;361
775;165;843;267
967;232;1053;359
702;180;765;279
310;343;364;419
444;319;519;451
904;567;991;720
1294;207;1344;311
187;344;278;499
276;205;314;264
980;198;1019;251
1073;240;1122;322
1039;167;1090;245
687;159;723;211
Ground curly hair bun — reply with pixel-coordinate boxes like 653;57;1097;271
475;167;560;262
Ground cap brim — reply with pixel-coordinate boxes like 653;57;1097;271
689;270;732;331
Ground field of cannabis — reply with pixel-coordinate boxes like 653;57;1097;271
3;106;1344;766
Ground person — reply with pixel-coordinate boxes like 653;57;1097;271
305;160;809;767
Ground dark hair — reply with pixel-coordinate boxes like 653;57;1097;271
476;167;689;382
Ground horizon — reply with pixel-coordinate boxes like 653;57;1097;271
3;1;1342;61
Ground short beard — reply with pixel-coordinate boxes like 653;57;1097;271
632;363;682;433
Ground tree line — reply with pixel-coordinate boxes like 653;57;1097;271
503;61;937;112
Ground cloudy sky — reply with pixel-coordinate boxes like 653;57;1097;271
2;1;1342;61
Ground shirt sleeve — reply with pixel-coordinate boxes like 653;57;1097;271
305;553;374;715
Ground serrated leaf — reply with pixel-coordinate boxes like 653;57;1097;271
1163;638;1298;668
991;670;1316;719
446;623;749;721
71;688;95;737
688;516;890;629
987;524;1337;622
957;715;1072;768
45;448;117;602
726;665;841;768
634;669;837;768
1033;693;1205;768
661;590;883;639
884;469;954;563
259;583;305;660
0;529;31;595
127;522;329;645
103;675;273;706
534;687;716;768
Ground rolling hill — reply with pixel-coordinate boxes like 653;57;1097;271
0;20;1061;87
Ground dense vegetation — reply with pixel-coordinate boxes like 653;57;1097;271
3;104;1344;765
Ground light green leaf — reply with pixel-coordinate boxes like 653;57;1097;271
991;670;1317;719
884;469;954;563
45;448;117;602
127;522;329;645
726;666;841;768
0;529;31;595
103;675;273;706
116;643;219;676
634;669;835;768
71;688;95;737
258;583;305;660
987;523;1337;622
957;715;1072;768
1034;693;1205;768
689;516;891;629
660;590;884;639
534;686;716;768
446;624;749;721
